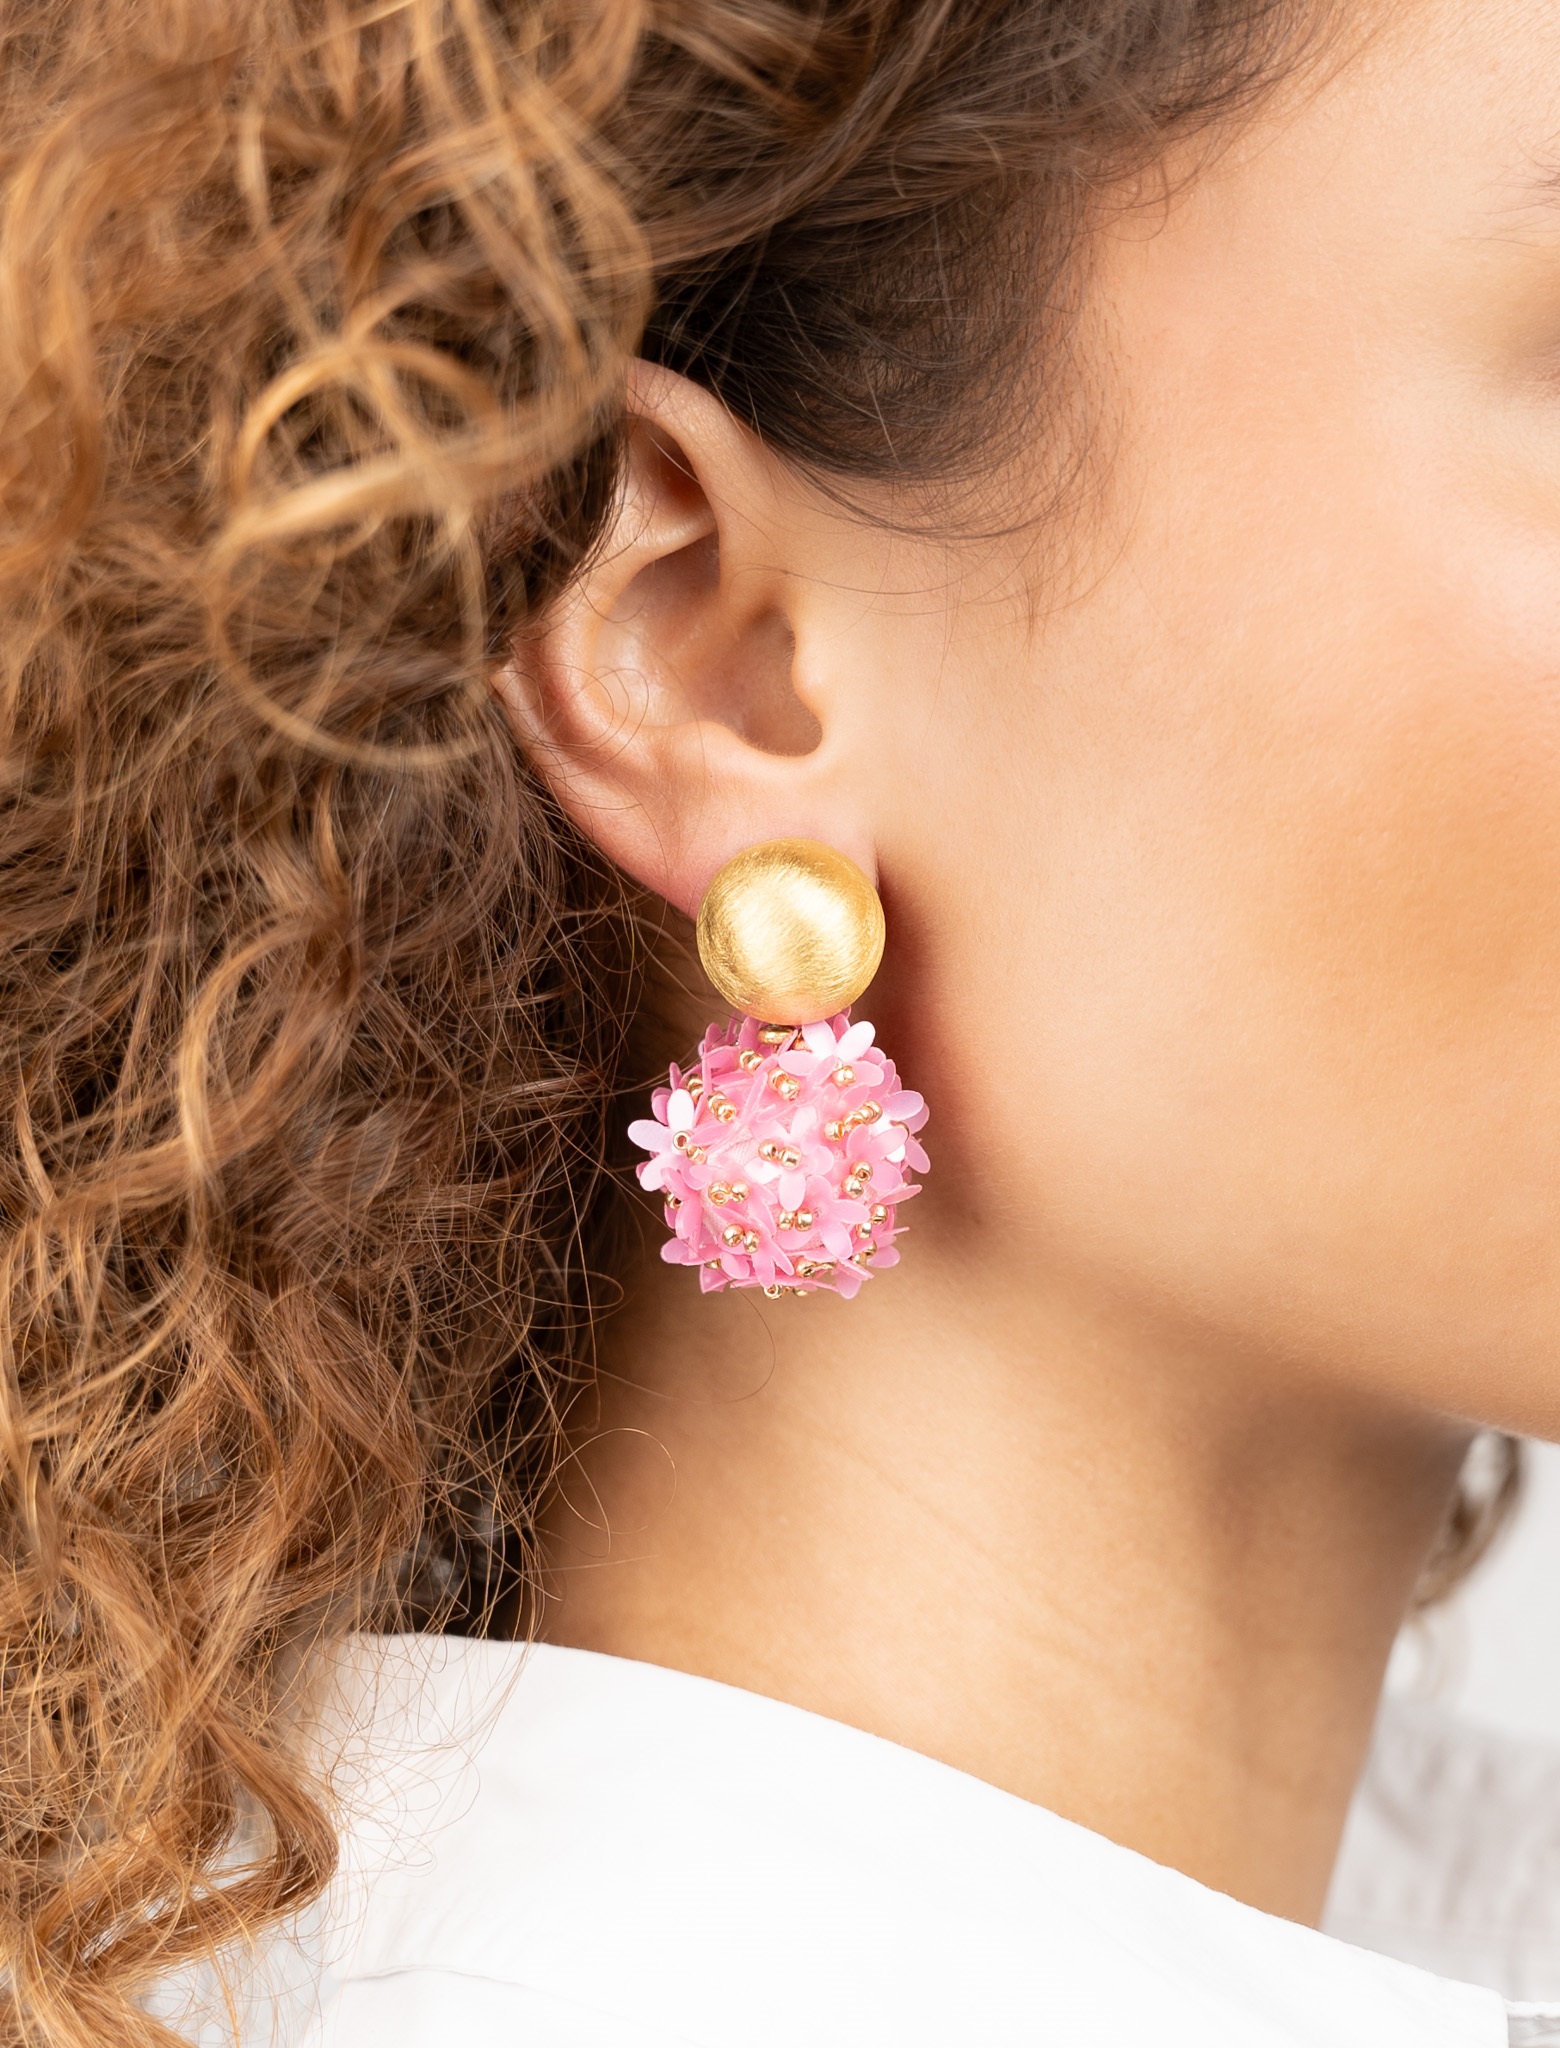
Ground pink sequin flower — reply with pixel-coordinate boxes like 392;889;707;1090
628;1014;929;1298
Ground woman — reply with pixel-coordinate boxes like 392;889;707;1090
4;0;1560;2040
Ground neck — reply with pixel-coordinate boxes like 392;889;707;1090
540;1194;1466;1925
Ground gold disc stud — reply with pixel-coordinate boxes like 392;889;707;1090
695;839;886;1026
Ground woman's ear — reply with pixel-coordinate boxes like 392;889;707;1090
492;362;875;917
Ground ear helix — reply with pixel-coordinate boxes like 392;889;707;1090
628;839;929;1300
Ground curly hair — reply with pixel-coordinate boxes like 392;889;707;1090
0;1;1497;2041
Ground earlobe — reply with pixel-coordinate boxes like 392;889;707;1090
492;365;863;917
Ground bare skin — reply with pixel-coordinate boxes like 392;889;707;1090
500;0;1560;1928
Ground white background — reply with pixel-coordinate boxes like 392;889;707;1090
1388;1435;1560;1743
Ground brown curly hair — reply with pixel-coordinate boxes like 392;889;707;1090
0;1;1501;2040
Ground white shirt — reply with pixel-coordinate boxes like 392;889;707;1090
153;1637;1560;2047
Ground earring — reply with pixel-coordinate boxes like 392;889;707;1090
629;839;929;1299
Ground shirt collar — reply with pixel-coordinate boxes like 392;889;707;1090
324;1637;1510;2048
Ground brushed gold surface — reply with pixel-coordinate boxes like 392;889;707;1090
695;839;885;1024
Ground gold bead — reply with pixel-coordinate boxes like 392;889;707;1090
854;1243;876;1263
794;1207;814;1230
831;1064;855;1088
850;1160;873;1182
870;1202;889;1226
855;1219;874;1241
777;1209;797;1231
709;1093;736;1122
708;1182;734;1205
738;1049;763;1072
721;1223;746;1247
771;1071;801;1101
687;1077;704;1099
695;840;886;1026
823;1119;845;1142
763;1283;784;1298
743;1229;761;1253
758;1025;793;1046
665;1195;681;1210
729;1181;749;1202
856;1101;881;1124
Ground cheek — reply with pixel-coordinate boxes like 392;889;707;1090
932;484;1560;1424
1228;511;1560;1086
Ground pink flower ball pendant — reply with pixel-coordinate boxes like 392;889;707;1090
628;1014;929;1299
